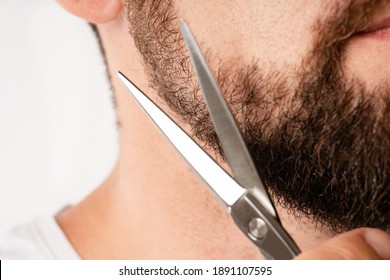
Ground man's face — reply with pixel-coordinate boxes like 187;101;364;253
125;0;390;232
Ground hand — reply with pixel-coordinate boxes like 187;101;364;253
294;228;390;259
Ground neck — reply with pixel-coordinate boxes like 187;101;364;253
56;19;334;259
57;92;334;259
56;96;262;259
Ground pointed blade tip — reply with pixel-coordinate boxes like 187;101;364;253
117;71;127;85
179;19;187;30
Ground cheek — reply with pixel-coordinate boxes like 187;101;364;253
174;0;325;73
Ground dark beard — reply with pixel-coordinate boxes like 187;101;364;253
125;0;390;232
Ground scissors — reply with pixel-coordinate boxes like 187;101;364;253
118;20;300;260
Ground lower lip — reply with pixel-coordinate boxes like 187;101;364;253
354;26;390;41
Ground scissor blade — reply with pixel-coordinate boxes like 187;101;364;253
118;72;246;208
179;20;276;217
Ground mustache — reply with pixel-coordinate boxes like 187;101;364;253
304;0;389;85
316;0;389;46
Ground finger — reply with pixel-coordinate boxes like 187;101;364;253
294;228;390;260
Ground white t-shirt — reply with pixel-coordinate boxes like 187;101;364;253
0;216;80;259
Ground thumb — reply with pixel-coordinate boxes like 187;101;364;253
294;228;390;260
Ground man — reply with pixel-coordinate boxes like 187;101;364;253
1;0;389;259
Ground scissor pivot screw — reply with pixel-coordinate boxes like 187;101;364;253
248;218;268;240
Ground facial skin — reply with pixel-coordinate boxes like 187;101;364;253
56;0;390;259
126;0;390;232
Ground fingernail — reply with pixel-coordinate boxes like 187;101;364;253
364;229;390;259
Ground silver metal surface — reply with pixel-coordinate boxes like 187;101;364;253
231;194;301;259
179;20;276;218
248;218;268;240
117;20;301;259
117;72;246;207
118;71;301;259
179;20;300;259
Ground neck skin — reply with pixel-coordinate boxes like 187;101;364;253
57;14;334;260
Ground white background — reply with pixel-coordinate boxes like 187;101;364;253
0;0;118;229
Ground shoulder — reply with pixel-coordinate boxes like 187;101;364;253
0;218;52;259
0;216;79;260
